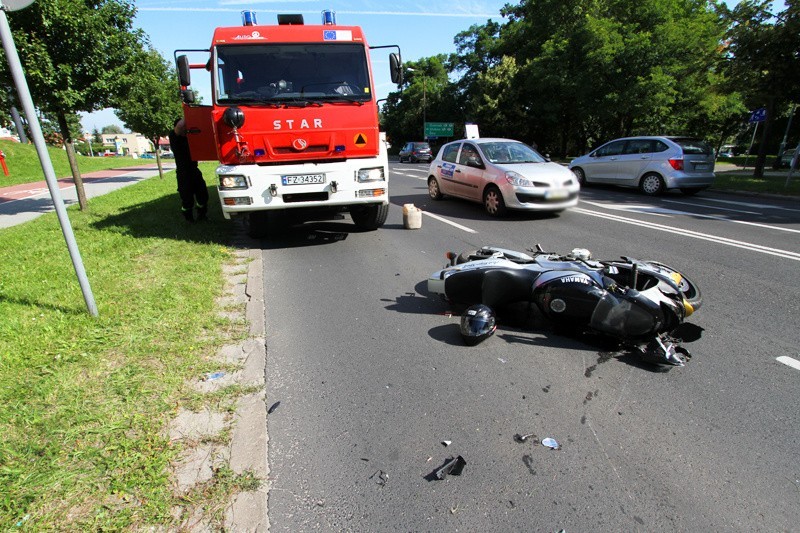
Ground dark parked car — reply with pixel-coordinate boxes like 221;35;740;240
399;141;433;163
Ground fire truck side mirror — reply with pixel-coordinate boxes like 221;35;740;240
181;89;195;104
177;55;191;87
389;53;403;86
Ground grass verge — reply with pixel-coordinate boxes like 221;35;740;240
712;172;800;196
0;139;157;188
0;163;249;529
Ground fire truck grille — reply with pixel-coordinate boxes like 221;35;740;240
283;192;329;203
274;145;330;154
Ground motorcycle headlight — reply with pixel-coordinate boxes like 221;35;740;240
505;171;533;187
356;167;385;182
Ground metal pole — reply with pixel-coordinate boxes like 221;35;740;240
777;103;796;163
10;104;27;143
743;122;758;170
422;76;426;141
0;7;98;316
786;151;799;187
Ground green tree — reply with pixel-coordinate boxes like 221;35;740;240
101;125;124;134
2;0;144;209
444;0;729;156
113;47;182;178
381;56;458;150
721;0;800;177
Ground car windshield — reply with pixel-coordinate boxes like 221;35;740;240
413;143;430;150
672;138;712;155
478;142;546;164
215;43;372;104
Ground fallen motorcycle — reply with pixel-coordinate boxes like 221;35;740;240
427;245;703;366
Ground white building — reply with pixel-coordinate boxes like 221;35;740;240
100;133;154;155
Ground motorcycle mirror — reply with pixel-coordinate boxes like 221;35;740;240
446;251;457;266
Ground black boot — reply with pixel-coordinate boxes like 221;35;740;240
196;205;208;221
182;208;194;222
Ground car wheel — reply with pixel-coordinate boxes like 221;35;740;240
680;187;706;196
410;155;418;163
639;173;665;196
483;186;507;217
428;177;443;200
572;167;587;186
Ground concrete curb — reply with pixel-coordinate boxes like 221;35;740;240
167;222;269;531
224;237;269;532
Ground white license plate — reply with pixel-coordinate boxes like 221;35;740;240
545;189;569;200
694;163;711;171
281;173;325;185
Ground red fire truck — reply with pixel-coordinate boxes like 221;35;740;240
175;11;403;237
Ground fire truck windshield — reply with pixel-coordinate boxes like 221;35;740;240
215;43;372;105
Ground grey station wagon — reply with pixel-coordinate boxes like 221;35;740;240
569;136;715;196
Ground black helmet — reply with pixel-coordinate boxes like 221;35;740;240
460;304;497;346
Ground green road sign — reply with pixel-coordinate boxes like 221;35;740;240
425;122;454;138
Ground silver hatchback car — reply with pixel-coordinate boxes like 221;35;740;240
569;136;715;195
427;138;580;216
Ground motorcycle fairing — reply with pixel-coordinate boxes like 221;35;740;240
533;271;607;327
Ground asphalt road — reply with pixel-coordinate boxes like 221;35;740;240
260;162;800;531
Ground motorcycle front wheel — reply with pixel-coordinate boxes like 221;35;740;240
649;261;703;310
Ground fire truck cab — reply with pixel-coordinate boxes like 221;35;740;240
175;11;403;237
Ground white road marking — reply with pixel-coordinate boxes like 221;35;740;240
573;207;800;261
581;200;800;234
662;198;761;215
581;201;677;217
699;197;800;213
421;211;477;233
776;356;800;371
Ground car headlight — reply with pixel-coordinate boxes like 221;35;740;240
219;174;248;190
356;167;385;182
505;171;533;187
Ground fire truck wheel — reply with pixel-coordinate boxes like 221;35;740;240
351;203;389;231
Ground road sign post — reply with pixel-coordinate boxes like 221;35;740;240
0;0;98;316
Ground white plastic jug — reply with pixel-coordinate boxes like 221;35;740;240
402;203;422;229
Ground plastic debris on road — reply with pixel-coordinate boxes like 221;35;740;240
542;437;561;450
206;371;225;380
369;469;388;487
433;455;467;479
441;440;451;447
267;401;281;414
513;433;538;443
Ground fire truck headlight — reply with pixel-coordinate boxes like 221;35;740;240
356;167;385;182
219;174;248;190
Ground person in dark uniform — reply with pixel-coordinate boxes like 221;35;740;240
168;118;209;221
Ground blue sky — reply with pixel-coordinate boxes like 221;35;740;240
80;0;511;132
